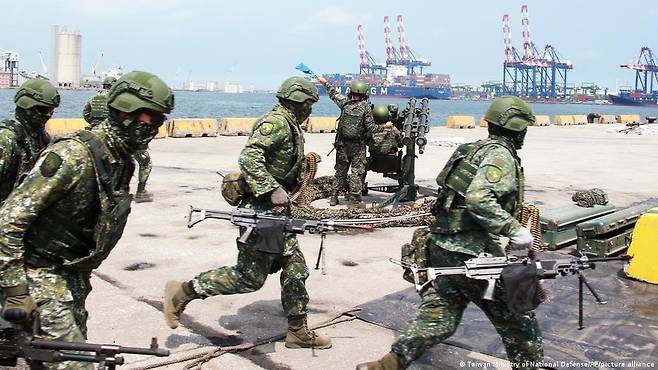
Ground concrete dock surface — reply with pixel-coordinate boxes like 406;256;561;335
77;125;657;370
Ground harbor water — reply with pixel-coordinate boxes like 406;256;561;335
1;89;657;126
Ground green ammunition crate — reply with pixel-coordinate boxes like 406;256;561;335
577;228;633;257
576;200;658;256
540;204;616;250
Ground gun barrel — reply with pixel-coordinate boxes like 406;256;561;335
32;339;169;357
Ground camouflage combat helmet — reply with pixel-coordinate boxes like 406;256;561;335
107;71;174;114
102;76;117;89
484;96;535;132
372;104;390;124
349;80;369;96
276;77;319;103
14;79;60;109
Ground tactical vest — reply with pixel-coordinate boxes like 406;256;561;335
88;92;110;125
337;101;366;141
431;138;524;234
24;131;133;271
0;120;47;201
252;109;305;189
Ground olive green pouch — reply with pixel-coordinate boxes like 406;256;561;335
221;172;250;206
401;226;431;284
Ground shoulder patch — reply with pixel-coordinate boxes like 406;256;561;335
485;165;503;183
40;152;63;177
259;122;274;136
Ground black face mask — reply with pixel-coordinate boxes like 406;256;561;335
281;100;312;123
16;107;52;132
109;109;164;153
512;129;527;149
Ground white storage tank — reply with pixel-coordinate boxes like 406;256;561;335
51;25;81;88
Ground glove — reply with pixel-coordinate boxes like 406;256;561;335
2;283;36;323
509;227;534;255
269;187;290;206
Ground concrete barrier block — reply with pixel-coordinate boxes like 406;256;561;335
307;117;338;133
446;115;475;129
479;116;488;127
198;118;219;137
155;123;167;139
617;114;641;124
572;115;588;125
169;119;205;138
45;119;69;137
554;115;574;126
598;115;617;124
219;118;257;136
534;115;550;126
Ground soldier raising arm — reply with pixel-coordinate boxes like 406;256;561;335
317;76;392;208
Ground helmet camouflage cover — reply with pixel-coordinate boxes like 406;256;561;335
484;96;535;132
14;79;60;109
372;104;390;124
276;76;319;103
349;80;369;96
107;71;174;114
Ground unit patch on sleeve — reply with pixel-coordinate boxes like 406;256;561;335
40;152;63;177
259;122;274;136
485;165;503;183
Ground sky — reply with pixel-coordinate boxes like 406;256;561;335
2;0;657;90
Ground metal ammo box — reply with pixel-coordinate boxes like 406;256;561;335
577;201;658;257
540;204;616;250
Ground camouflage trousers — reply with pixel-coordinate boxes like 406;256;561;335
391;247;543;370
192;235;310;317
25;265;93;370
133;149;152;185
333;141;367;197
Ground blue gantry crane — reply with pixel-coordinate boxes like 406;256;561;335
501;5;572;100
621;47;658;95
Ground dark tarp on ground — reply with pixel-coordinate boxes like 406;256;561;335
356;252;658;370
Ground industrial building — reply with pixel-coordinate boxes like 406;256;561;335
0;50;19;88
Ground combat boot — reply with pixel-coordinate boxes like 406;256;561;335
135;182;154;203
356;352;404;370
329;194;339;206
347;194;366;209
163;281;200;329
285;314;332;349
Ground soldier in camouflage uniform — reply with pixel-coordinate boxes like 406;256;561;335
317;77;392;209
82;76;116;128
164;76;332;350
368;104;402;157
0;79;59;204
357;97;542;370
0;71;173;370
83;75;154;202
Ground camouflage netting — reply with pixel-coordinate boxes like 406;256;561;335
572;188;609;207
291;175;435;228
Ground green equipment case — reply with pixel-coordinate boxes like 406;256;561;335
577;200;658;257
540;204;617;250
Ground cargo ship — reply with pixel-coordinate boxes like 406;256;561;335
608;90;658;106
318;69;452;100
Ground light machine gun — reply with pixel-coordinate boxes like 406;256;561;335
187;206;373;274
367;97;435;206
393;253;630;329
0;316;168;369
